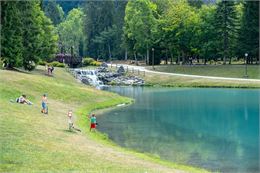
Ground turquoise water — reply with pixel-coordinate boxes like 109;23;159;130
98;87;260;172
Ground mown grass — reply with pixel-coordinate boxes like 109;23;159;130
0;66;208;173
148;65;260;79
141;72;260;88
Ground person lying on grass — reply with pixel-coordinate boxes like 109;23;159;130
15;95;33;105
68;110;81;132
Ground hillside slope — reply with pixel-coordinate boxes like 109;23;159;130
0;67;207;173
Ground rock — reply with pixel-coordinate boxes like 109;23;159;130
117;66;125;74
101;62;108;68
81;78;90;85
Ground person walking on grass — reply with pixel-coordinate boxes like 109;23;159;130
68;110;81;132
89;114;97;132
41;94;48;114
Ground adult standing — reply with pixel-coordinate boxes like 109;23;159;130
41;94;48;114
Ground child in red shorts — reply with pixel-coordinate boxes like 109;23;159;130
89;114;97;132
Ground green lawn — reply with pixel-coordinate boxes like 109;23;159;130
0;66;206;173
148;65;260;79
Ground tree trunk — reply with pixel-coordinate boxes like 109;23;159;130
146;44;149;65
108;44;111;61
165;49;168;65
134;51;137;63
169;48;173;65
223;1;227;65
125;48;128;60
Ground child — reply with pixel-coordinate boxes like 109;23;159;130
68;110;81;132
68;110;74;131
41;94;48;114
89;114;97;132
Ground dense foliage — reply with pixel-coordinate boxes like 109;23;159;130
1;0;58;70
57;8;84;57
1;0;259;70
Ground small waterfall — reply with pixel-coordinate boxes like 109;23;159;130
73;69;104;89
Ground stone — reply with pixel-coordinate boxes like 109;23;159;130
117;66;125;74
101;62;108;68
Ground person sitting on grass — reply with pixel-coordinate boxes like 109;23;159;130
16;95;33;105
68;110;81;132
89;114;97;132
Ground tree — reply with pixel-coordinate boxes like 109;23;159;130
83;1;115;59
198;5;218;63
1;1;58;70
93;25;117;61
1;1;24;68
57;8;84;57
124;0;158;64
159;1;200;64
187;0;204;8
214;0;239;64
43;0;64;26
237;1;259;64
39;11;59;62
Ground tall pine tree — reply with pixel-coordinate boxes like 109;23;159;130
1;1;58;70
214;0;238;64
238;1;259;64
1;1;23;68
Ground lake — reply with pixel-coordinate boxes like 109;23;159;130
98;87;260;172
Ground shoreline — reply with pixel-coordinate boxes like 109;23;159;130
76;88;209;173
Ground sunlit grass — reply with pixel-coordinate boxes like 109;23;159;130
0;66;207;173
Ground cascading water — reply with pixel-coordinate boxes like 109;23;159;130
73;69;104;89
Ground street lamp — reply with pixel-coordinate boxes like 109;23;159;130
152;48;155;70
244;53;248;78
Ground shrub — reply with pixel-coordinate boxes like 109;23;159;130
90;61;102;66
56;63;65;67
83;57;95;66
44;61;65;68
0;58;4;69
38;60;47;66
24;61;36;71
50;61;60;67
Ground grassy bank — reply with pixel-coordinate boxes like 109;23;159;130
141;72;260;88
147;65;260;79
0;66;207;173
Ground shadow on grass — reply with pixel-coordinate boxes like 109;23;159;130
62;129;79;134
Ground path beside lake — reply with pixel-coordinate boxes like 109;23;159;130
109;64;260;82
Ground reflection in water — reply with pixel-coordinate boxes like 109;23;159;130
98;87;260;172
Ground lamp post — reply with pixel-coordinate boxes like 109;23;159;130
245;53;248;77
244;53;248;78
152;48;155;70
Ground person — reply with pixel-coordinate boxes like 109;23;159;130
41;94;48;114
47;65;50;75
89;114;97;132
68;110;81;132
50;66;54;74
68;110;74;131
16;95;33;105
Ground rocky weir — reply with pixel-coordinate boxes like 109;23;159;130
67;63;145;88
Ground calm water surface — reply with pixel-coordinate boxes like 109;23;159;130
98;87;260;172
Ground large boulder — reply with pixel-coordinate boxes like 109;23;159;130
117;66;125;74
